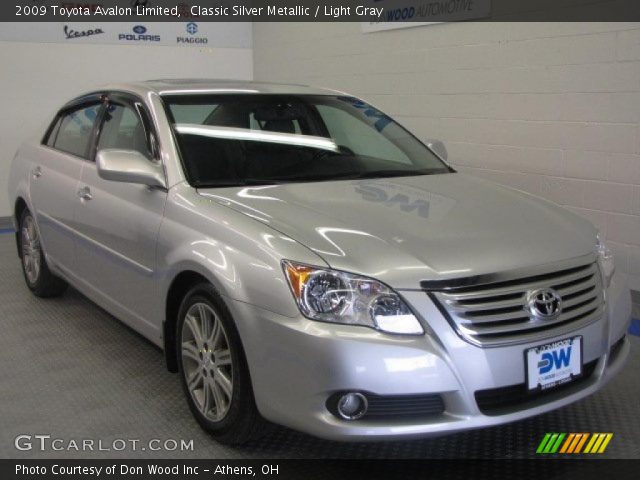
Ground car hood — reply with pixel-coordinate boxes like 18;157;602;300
197;173;597;289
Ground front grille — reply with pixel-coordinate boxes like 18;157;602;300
475;359;599;415
429;259;604;347
326;392;445;421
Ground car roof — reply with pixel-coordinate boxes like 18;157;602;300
101;79;344;97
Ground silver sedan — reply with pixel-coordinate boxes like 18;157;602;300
8;80;632;443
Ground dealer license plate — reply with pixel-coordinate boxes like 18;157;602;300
526;336;582;391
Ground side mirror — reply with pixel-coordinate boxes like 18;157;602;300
96;149;166;189
425;139;448;162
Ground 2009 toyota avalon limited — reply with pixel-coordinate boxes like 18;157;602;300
8;80;631;444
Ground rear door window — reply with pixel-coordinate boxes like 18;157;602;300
53;104;102;158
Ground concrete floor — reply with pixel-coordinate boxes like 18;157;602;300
0;233;638;459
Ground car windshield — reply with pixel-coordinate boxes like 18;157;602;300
163;94;451;187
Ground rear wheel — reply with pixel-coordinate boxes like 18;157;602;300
19;209;67;297
176;282;267;444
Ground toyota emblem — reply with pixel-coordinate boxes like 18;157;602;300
526;288;562;319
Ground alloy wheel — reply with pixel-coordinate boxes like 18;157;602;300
21;214;41;285
181;302;234;421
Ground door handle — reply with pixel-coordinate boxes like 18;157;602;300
77;186;92;201
31;166;42;179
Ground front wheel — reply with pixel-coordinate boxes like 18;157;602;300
19;209;67;297
176;283;267;444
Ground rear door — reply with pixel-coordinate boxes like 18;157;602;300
30;97;103;273
73;93;167;338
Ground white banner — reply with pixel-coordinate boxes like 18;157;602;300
0;21;251;48
361;0;491;33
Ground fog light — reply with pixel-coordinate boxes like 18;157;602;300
336;392;368;420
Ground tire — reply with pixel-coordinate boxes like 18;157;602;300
18;208;67;298
176;282;267;445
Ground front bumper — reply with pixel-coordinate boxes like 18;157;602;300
229;271;632;441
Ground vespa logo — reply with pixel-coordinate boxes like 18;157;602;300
526;288;562;320
63;25;104;40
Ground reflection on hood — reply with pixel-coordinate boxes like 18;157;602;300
198;173;597;289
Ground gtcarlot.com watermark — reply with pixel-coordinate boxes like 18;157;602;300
14;434;194;452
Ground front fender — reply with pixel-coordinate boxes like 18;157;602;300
157;184;328;321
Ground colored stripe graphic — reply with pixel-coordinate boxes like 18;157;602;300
537;433;612;454
536;433;552;453
550;433;565;453
573;433;589;453
559;433;576;453
584;433;614;454
583;434;599;453
565;433;583;454
597;433;613;453
537;433;566;454
543;433;559;453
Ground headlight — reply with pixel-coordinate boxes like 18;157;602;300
596;232;615;288
282;260;424;335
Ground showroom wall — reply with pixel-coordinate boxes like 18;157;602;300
253;22;640;292
0;30;253;218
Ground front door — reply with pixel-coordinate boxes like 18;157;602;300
73;94;166;339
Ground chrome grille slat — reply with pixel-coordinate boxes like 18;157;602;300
445;296;525;312
558;301;600;320
556;281;596;297
430;260;604;347
562;291;598;310
439;265;597;301
458;309;528;323
551;273;596;290
466;301;602;336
